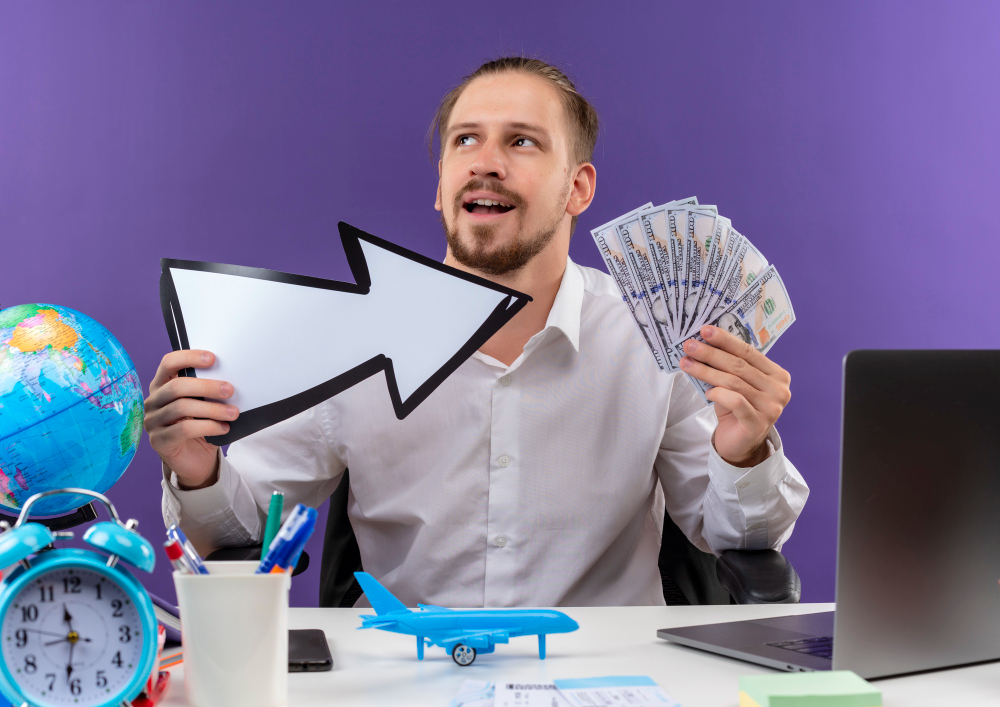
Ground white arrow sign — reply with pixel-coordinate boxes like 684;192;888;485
160;222;531;445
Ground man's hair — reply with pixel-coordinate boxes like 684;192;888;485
429;56;600;167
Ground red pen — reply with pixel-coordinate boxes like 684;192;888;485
164;539;194;574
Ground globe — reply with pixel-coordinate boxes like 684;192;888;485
0;304;143;518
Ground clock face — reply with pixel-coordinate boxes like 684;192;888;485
1;565;147;706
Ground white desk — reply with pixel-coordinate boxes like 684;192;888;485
159;604;1000;706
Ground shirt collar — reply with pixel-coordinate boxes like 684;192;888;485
536;257;583;353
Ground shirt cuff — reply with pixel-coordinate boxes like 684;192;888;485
161;450;236;522
708;427;786;547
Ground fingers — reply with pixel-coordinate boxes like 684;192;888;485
148;418;231;449
682;338;776;394
701;326;790;383
144;375;234;415
705;385;761;427
149;350;217;392
143;397;239;434
680;355;771;410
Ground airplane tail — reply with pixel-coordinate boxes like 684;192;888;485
354;571;410;615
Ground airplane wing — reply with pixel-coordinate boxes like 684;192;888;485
428;628;511;649
417;604;454;611
359;615;400;630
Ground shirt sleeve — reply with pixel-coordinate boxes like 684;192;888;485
654;374;810;554
160;402;347;556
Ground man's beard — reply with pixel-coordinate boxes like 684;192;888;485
443;178;568;277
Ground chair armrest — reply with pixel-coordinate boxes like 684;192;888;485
716;549;801;604
205;545;311;577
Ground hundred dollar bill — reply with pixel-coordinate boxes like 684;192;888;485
690;215;733;328
675;265;795;397
589;204;672;371
615;214;677;360
664;205;690;329
705;233;768;322
680;207;718;338
636;197;698;340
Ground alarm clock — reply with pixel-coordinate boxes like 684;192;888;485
0;489;157;707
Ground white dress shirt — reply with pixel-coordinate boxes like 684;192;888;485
162;258;809;607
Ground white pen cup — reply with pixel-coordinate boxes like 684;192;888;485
174;561;290;707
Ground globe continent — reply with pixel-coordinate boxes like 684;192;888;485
0;304;143;517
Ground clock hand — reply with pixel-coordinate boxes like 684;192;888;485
20;628;75;639
66;640;75;684
44;637;92;646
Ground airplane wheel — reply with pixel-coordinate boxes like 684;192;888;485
452;644;476;666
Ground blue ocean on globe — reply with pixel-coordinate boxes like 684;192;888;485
0;304;143;518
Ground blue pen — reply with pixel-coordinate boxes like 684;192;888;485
166;524;209;575
256;504;316;574
258;505;316;574
279;510;316;572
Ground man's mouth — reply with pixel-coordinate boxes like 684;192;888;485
462;197;516;216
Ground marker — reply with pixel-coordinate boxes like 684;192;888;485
261;491;285;555
166;524;209;574
256;504;316;574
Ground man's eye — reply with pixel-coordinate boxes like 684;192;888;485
457;136;479;146
513;137;537;147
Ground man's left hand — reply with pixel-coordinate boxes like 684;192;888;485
679;325;792;467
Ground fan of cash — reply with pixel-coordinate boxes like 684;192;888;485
590;197;795;396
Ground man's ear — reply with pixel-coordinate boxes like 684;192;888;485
566;162;597;218
434;159;443;212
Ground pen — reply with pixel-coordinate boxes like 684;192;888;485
167;524;209;575
163;539;194;574
261;491;285;555
256;504;316;574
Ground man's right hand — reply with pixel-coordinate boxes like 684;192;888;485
143;350;239;490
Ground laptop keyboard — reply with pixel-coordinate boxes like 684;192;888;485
766;635;834;659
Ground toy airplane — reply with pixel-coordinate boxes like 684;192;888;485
354;571;579;666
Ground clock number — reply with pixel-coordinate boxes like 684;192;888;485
15;629;28;647
21;604;38;622
111;599;124;617
112;651;123;668
62;576;81;594
95;583;102;600
70;677;82;696
39;585;54;602
119;625;132;643
46;673;56;691
96;670;108;688
24;655;37;673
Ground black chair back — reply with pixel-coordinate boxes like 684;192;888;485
318;472;730;607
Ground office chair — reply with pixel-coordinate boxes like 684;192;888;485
208;470;801;607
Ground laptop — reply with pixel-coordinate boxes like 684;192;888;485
657;350;1000;679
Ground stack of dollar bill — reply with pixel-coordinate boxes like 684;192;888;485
590;197;795;396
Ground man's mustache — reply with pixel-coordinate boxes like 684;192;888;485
453;179;526;212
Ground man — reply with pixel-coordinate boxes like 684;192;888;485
146;57;808;607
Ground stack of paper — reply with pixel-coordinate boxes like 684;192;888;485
590;199;794;396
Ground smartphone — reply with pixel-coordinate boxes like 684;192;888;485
288;629;333;672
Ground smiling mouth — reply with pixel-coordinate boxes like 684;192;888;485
463;198;516;216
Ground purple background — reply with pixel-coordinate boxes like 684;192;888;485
2;1;998;607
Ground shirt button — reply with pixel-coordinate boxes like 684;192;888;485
498;454;510;468
499;375;512;387
737;481;751;490
495;534;508;548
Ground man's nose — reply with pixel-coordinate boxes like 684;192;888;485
469;138;507;180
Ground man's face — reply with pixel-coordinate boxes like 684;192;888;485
435;72;578;276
